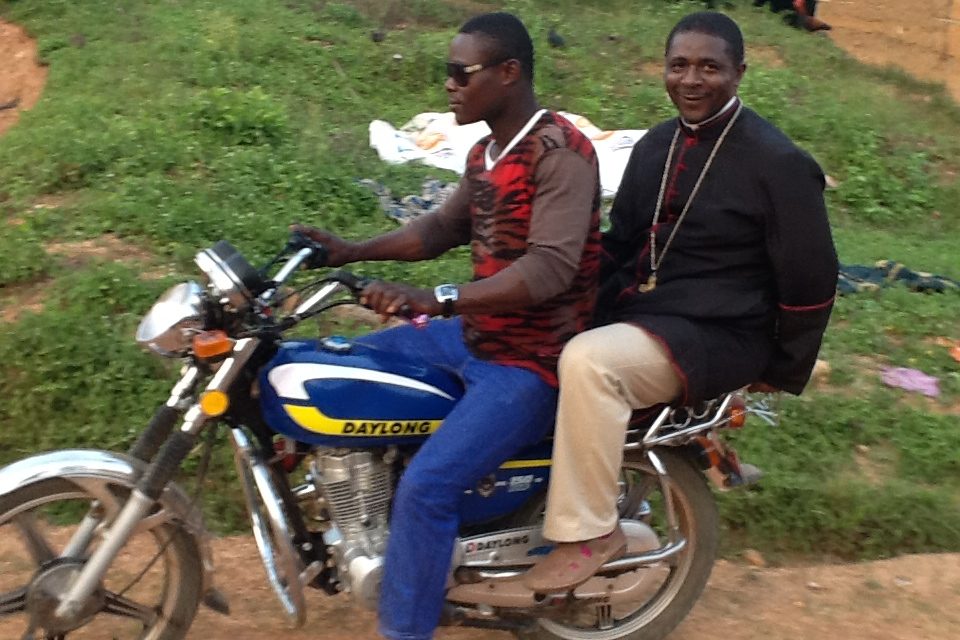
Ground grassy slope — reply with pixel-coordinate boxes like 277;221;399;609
0;0;957;560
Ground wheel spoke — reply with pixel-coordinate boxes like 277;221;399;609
12;513;57;565
0;586;27;616
102;591;158;626
619;474;656;519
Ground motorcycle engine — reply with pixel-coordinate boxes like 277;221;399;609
312;450;392;608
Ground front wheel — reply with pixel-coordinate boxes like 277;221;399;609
524;447;719;640
0;477;202;640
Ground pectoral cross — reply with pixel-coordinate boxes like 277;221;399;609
638;274;657;293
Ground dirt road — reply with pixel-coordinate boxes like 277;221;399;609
819;0;960;101
189;535;960;640
0;19;45;136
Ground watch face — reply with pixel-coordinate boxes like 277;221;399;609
435;284;459;301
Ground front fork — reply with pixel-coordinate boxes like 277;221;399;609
58;368;206;564
53;338;259;622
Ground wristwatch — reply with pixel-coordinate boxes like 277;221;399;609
433;284;459;318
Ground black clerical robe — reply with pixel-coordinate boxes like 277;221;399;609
598;104;838;402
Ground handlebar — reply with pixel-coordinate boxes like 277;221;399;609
325;269;374;295
286;231;329;269
266;232;421;325
326;270;419;321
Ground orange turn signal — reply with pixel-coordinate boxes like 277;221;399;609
192;330;233;359
199;390;230;417
728;396;747;429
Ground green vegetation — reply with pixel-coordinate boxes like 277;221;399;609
0;0;957;560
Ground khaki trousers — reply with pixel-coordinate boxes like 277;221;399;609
543;323;682;542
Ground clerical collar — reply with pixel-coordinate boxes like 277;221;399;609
679;96;739;133
485;109;547;170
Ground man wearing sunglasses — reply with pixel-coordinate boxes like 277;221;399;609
296;11;602;640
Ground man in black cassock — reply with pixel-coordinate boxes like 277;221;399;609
524;11;838;591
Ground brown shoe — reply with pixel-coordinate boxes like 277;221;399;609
801;16;832;31
522;526;627;593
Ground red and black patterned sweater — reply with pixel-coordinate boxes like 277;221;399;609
459;112;602;386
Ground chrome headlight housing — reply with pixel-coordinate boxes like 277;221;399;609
194;241;267;312
135;281;204;357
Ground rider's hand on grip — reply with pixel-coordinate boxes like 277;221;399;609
393;305;429;328
287;228;329;269
328;272;424;325
289;224;355;268
359;281;441;324
329;270;373;295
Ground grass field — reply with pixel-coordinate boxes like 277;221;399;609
0;0;958;561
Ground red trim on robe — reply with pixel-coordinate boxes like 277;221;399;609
779;295;835;312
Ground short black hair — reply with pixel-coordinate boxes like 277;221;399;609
665;11;745;66
459;12;535;81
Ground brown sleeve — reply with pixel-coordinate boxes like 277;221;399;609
406;177;472;258
513;148;599;304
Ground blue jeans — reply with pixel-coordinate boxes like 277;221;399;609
356;319;557;640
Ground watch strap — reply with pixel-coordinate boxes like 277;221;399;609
441;297;455;318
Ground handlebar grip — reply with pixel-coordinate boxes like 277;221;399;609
329;269;374;294
329;273;428;327
305;245;328;269
288;231;328;269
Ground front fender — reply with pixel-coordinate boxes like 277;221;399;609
0;449;228;614
1;449;149;496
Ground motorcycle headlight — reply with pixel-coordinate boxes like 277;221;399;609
135;282;204;357
194;241;267;313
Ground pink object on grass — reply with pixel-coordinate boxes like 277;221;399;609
880;367;941;398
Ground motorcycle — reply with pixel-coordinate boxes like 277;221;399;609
0;233;779;640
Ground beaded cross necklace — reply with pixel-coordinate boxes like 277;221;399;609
639;103;743;293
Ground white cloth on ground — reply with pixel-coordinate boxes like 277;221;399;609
368;111;646;198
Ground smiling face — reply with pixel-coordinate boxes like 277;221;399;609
445;32;509;126
664;30;745;123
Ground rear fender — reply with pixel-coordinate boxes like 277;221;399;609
0;449;226;612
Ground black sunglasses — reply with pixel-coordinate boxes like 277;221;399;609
446;57;511;86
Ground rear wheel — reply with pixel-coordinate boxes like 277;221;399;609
522;448;718;640
0;478;202;640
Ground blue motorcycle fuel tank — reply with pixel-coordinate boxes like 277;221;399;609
259;338;464;447
259;337;553;525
